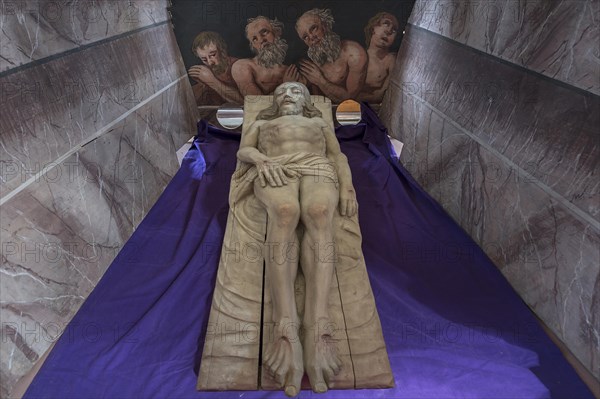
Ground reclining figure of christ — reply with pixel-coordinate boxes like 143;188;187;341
237;82;357;396
198;82;393;397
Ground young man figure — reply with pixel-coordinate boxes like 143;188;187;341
358;12;399;103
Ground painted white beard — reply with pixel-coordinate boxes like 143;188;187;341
307;32;342;66
255;38;288;68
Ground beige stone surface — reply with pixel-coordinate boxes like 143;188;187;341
260;232;354;391
196;185;266;390
198;91;393;394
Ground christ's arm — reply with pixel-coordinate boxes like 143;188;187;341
321;119;357;216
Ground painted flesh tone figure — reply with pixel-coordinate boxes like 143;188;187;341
237;82;357;396
189;31;243;104
295;9;368;103
359;12;399;103
232;16;304;96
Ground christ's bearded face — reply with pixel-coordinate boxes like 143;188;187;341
274;83;307;116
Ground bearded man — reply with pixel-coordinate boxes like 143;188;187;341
295;9;367;103
232;16;303;96
189;31;243;104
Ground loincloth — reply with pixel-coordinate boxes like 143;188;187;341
229;152;338;213
234;152;337;185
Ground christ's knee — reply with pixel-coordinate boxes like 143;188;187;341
270;202;300;229
303;202;334;232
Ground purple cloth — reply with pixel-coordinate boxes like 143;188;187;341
24;106;592;399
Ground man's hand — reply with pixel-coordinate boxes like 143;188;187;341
256;160;299;188
283;64;300;82
338;186;357;217
188;65;215;84
283;65;309;86
299;60;326;86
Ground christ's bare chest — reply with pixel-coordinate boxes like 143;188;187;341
258;116;325;153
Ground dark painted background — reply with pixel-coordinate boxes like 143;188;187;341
171;0;416;82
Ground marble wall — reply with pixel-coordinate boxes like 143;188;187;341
380;0;599;381
409;0;600;95
1;0;169;71
0;1;198;396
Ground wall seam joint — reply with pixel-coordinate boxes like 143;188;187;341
0;75;188;206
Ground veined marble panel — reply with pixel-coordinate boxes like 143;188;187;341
386;92;599;377
0;0;169;72
408;0;600;95
379;20;599;377
0;77;196;397
1;23;186;198
385;26;599;222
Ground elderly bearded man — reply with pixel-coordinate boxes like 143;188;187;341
295;9;368;103
232;16;304;96
238;82;357;396
189;31;243;104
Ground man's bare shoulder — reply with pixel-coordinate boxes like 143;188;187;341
340;40;368;66
384;52;397;65
232;58;258;72
341;40;368;56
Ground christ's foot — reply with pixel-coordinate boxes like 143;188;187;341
303;331;342;393
264;336;304;397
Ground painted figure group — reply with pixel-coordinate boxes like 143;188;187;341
188;8;399;105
